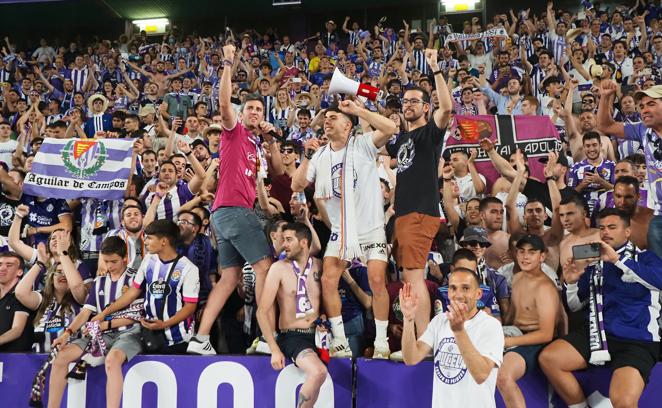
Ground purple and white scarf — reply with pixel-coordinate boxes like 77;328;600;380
588;260;610;365
293;257;314;318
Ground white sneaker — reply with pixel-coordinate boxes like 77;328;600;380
330;338;353;358
372;339;391;360
187;336;216;355
255;337;272;355
389;350;404;362
246;336;260;354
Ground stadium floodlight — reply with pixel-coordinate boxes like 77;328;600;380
273;0;301;5
132;18;170;35
440;0;481;13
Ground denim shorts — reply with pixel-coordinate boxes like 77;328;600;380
211;206;271;268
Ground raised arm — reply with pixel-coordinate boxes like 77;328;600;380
338;99;396;147
426;49;452;129
55;231;87;304
546;2;557;33
467;148;485;194
9;205;38;262
291;138;319;192
596;80;625;138
219;44;238;129
479;138;519;183
401;283;433;365
15;262;44;310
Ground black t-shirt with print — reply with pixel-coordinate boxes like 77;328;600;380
387;119;445;218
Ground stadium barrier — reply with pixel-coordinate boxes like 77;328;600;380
1;353;662;407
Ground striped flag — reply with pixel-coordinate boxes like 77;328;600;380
23;138;134;200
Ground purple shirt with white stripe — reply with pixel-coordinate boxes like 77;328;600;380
144;182;194;221
133;254;199;346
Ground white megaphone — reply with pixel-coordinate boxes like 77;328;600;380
328;68;382;101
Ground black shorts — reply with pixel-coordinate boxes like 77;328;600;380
506;344;545;375
562;327;659;383
277;330;318;366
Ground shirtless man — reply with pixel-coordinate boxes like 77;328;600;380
480;197;510;270
559;195;601;267
496;234;560;408
507;152;565;272
613;176;653;249
257;222;327;408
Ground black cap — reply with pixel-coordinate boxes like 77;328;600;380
191;139;211;153
516;234;546;252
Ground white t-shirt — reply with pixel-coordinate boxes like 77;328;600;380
419;310;504;408
0;139;17;167
455;173;486;203
307;133;384;239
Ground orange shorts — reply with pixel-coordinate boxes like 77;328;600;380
393;212;440;270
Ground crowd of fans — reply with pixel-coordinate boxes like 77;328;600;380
1;1;662;407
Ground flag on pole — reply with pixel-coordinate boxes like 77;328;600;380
23;138;134;200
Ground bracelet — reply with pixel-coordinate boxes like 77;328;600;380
545;176;558;182
36;261;47;270
184;150;193;156
431;70;443;76
443;178;452;182
304;149;316;160
223;59;233;66
64;327;74;336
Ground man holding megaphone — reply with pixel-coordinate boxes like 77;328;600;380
386;48;453;343
291;99;397;359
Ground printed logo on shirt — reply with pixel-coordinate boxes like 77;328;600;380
396;138;415;173
434;337;467;385
149;279;172;299
331;163;358;199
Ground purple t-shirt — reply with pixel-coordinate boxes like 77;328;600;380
568;158;616;215
624;122;662;215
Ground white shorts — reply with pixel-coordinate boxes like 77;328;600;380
324;229;388;263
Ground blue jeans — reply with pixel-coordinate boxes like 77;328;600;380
648;215;662;260
211;207;271;268
343;314;365;358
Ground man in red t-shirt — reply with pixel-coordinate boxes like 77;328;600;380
188;44;276;355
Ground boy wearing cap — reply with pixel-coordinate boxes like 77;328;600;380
496;234;561;408
458;226;510;319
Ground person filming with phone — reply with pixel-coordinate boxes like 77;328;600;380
538;208;662;408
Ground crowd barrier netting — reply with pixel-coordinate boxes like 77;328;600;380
2;353;662;407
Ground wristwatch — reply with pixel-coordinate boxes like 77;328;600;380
304;149;316;160
60;250;69;256
545;175;558;182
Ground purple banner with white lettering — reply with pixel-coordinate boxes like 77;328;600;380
0;354;352;407
356;358;662;407
444;115;561;191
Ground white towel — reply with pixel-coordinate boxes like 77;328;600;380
313;138;362;261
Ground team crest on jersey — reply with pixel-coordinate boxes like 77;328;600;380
171;270;182;281
434;337;467;384
46;203;54;212
62;139;107;179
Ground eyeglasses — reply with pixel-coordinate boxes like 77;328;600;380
177;219;197;227
280;148;295;154
402;99;425;106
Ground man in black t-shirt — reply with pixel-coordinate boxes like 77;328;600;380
387;49;452;336
0;252;33;352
